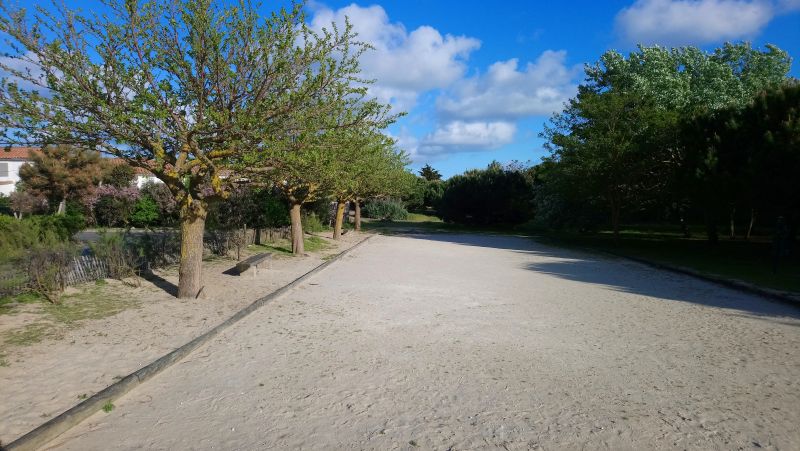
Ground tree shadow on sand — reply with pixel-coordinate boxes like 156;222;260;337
393;232;800;324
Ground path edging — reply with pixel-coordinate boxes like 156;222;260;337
2;234;376;451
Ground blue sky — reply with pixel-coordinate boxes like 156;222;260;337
304;0;800;178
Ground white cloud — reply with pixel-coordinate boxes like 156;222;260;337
437;50;580;121
308;3;480;111
615;0;784;45
0;51;49;93
416;120;516;157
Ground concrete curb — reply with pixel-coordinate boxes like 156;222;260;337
3;234;376;451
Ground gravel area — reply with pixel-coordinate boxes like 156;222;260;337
44;233;800;450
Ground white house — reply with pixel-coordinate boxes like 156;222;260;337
0;147;161;195
0;147;38;196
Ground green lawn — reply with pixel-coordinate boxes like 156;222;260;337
536;229;800;294
247;235;331;255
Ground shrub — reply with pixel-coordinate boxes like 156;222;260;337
89;231;138;280
362;198;408;221
0;193;10;216
131;195;160;228
23;244;77;303
438;162;534;226
302;212;326;233
87;185;139;227
140;182;177;226
130;230;180;270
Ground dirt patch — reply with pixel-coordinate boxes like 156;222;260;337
0;231;367;444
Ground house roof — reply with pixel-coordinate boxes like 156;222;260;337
0;146;40;160
0;146;232;177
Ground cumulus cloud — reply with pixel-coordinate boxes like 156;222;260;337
436;50;580;121
415;121;517;157
308;3;480;110
0;51;50;93
615;0;790;45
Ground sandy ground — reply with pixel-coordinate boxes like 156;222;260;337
0;231;365;445
34;233;800;450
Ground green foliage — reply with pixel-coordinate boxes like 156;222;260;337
102;164;136;188
0;193;10;216
362;198;409;221
302;212;326;233
131;196;160;228
93;194;137;228
538;42;794;240
140;182;177;226
257;193;291;228
17;145;105;211
418;164;442;181
438;162;534;226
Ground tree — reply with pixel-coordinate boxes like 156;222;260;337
17;145;105;214
242;79;398;253
0;0;374;297
102;164;136;189
540;42;792;239
419;164;442;181
438;162;535;226
8;189;47;219
328;131;409;237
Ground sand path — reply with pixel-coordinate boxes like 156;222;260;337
45;234;800;450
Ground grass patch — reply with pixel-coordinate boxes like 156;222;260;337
537;229;800;294
0;292;44;314
304;235;330;252
3;323;61;346
102;401;115;413
248;241;293;255
0;352;9;367
405;213;443;223
1;283;137;349
247;235;331;255
44;285;135;325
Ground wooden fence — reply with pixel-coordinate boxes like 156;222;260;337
63;255;111;286
0;227;292;296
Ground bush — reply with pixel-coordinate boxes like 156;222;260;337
89;231;138;280
24;244;77;303
438;162;534;226
140;182;177;226
0;193;11;216
131;195;160;228
130;231;180;270
302;212;326;233
362;198;408;221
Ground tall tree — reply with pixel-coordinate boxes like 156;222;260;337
0;0;371;297
541;42;791;239
418;164;442;181
18;145;105;214
329;131;409;237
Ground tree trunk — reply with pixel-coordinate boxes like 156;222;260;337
354;200;362;231
289;202;304;255
729;207;736;240
178;201;207;299
56;196;66;215
333;200;346;240
746;209;756;241
255;228;262;245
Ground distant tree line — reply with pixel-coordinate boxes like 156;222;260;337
426;43;799;251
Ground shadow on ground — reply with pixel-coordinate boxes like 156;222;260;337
392;232;800;323
140;271;178;297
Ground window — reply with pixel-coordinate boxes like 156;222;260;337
0;162;8;178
